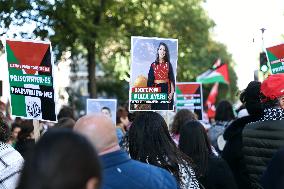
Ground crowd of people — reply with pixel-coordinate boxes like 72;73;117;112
1;73;284;189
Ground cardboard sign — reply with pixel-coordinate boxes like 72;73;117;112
129;36;178;111
4;39;57;122
266;44;284;74
176;82;204;120
86;99;117;124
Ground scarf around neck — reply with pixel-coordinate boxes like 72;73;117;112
260;108;284;121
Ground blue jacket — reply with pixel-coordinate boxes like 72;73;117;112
100;150;179;189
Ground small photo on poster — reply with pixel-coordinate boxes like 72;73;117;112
86;99;117;124
129;36;178;111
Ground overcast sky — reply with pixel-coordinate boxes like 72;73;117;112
203;0;284;89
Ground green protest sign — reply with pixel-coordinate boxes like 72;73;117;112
266;44;284;74
5;39;57;122
176;82;203;120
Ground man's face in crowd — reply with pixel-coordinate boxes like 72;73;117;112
101;109;111;118
278;95;284;109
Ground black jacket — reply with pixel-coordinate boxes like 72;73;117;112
242;119;284;189
199;154;238;189
260;148;284;189
222;115;259;189
15;139;35;159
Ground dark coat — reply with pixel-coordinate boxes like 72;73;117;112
100;150;179;189
199;154;238;189
260;148;284;189
242;120;284;189
222;115;259;189
15;139;35;159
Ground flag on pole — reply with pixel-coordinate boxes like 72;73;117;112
197;59;230;84
206;83;219;119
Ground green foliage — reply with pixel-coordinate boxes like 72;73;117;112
0;0;238;103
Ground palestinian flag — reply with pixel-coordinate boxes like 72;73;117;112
196;59;230;84
206;83;219;119
266;44;284;74
5;39;56;122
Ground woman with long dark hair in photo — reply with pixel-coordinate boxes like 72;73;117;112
128;112;200;189
147;42;175;110
179;120;237;189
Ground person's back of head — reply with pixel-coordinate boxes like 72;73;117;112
17;129;101;189
179;120;212;177
74;114;119;155
116;106;129;128
215;100;235;122
129;111;175;161
57;106;75;120
171;109;198;135
240;81;263;117
17;120;34;141
54;117;76;129
129;111;194;183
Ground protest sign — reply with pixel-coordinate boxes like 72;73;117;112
176;82;203;120
266;44;284;74
86;99;117;124
4;39;57;122
129;36;178;111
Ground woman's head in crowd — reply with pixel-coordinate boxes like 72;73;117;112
171;109;197;135
240;81;263;116
260;73;284;109
215;100;235;122
54;117;76;129
116;106;129;128
17;120;34;141
57;106;75;120
17;129;101;189
129;111;193;181
179;120;212;177
11;123;22;140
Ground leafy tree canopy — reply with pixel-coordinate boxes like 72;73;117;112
0;0;238;104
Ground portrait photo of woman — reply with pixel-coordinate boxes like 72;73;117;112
129;37;177;111
147;42;175;110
